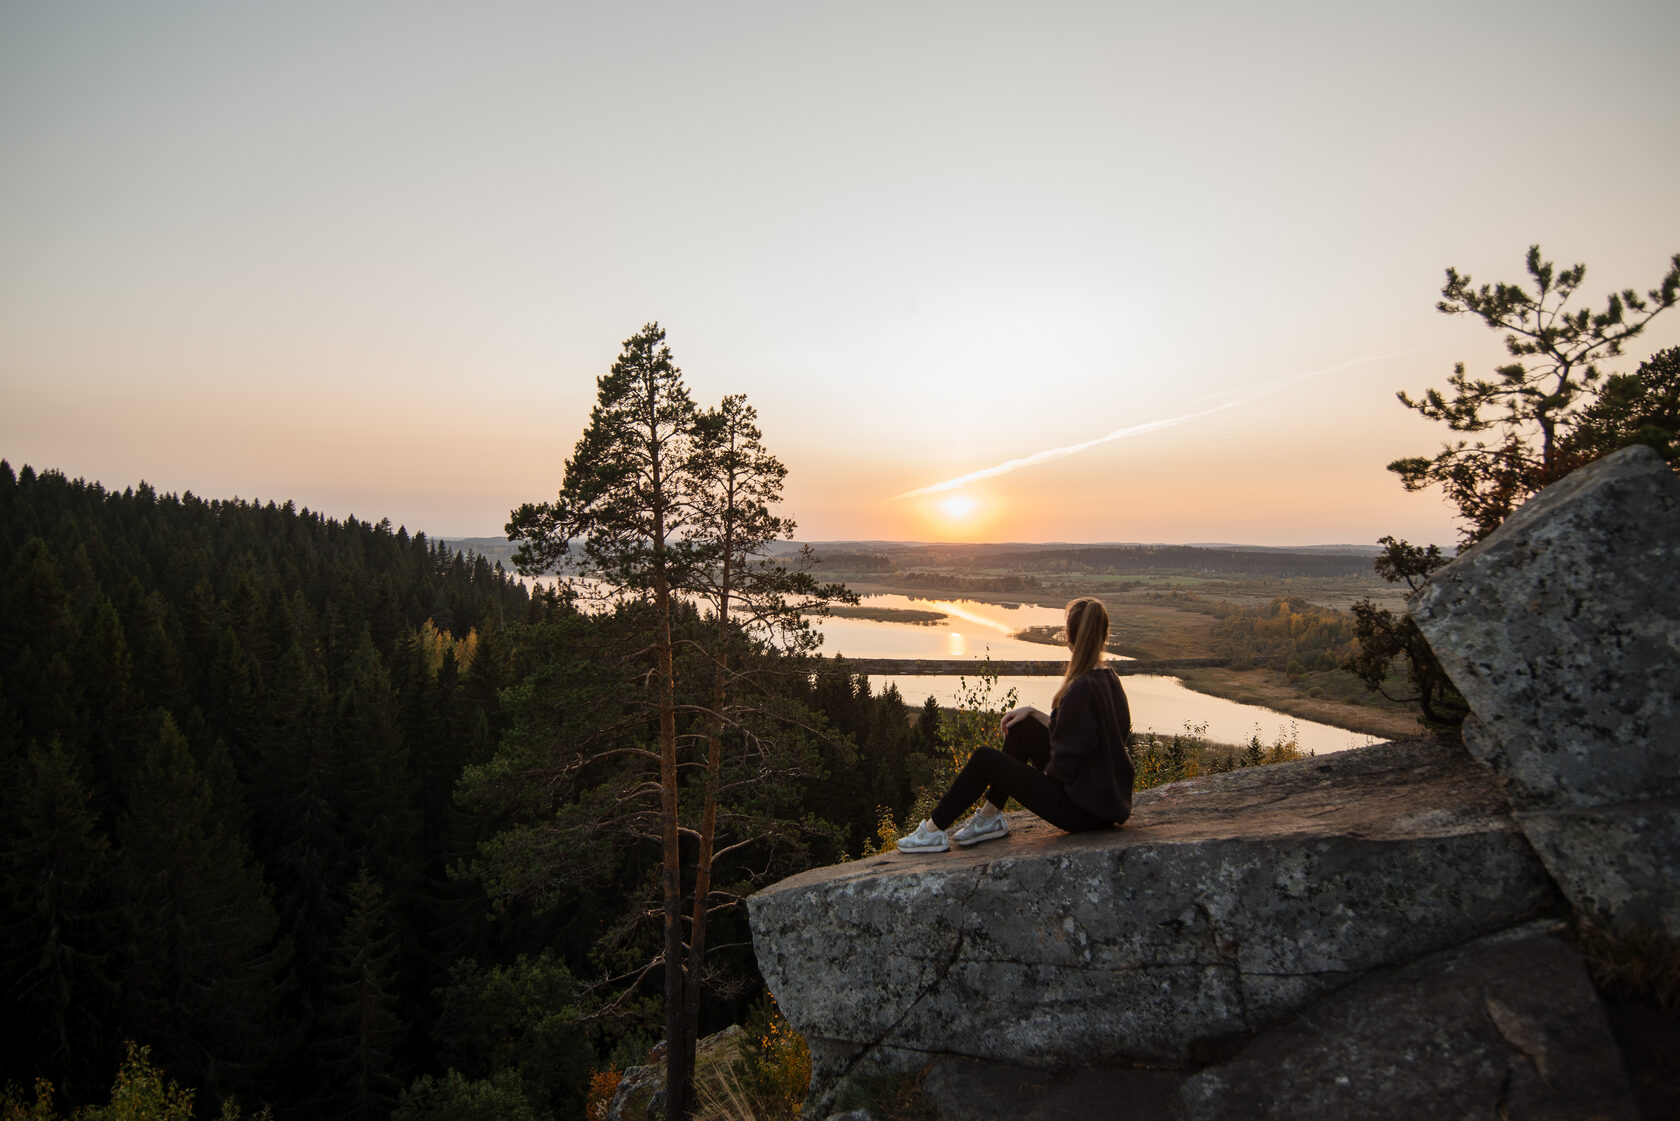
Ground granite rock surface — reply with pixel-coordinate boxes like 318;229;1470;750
1411;444;1680;936
748;738;1561;1109
1177;925;1637;1120
908;927;1638;1121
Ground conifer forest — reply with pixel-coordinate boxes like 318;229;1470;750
0;461;944;1120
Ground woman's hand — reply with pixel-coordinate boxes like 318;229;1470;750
1000;705;1048;733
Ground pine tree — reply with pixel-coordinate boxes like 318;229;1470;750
0;741;121;1100
316;868;408;1121
1;539;79;753
251;638;346;1063
681;394;852;1057
1391;245;1680;543
118;712;286;1102
334;631;420;898
1560;345;1680;468
507;323;701;1121
429;952;591;1119
0;463;542;1114
1353;247;1678;729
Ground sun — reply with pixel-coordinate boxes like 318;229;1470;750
939;493;977;520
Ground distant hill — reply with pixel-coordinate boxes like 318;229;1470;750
436;535;524;569
472;537;1387;577
799;541;1385;579
800;540;1384;557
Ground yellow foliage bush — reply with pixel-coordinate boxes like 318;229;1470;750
584;1069;621;1121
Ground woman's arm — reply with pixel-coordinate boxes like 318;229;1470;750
999;705;1050;733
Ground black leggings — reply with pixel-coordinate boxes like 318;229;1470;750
931;718;1111;833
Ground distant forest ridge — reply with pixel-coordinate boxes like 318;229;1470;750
806;544;1383;579
445;536;1388;579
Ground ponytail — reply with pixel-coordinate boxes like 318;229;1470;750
1053;596;1109;707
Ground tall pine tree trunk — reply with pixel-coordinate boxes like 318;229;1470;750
655;570;689;1121
685;502;735;1082
684;623;728;1077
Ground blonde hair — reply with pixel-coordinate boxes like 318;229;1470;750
1053;596;1109;707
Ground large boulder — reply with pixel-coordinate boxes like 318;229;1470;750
1176;925;1637;1120
1410;444;1680;936
907;926;1637;1121
748;738;1563;1110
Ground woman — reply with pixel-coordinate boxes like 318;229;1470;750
897;596;1134;853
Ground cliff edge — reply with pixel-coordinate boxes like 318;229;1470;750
748;446;1679;1119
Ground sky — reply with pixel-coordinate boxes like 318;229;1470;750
3;1;1678;547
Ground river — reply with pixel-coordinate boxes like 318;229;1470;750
812;594;1378;755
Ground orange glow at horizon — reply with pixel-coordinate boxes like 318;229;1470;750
905;488;1011;541
939;493;977;520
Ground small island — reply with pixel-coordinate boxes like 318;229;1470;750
816;604;949;625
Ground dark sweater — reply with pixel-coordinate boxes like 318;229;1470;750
1045;668;1135;825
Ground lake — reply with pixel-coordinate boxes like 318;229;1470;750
812;594;1379;755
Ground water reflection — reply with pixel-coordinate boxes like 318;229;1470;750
520;583;1381;754
813;594;1378;755
819;595;1065;661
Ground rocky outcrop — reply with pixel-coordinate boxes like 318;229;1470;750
1175;926;1636;1121
908;925;1636;1121
749;738;1591;1112
1409;444;1680;939
748;446;1676;1116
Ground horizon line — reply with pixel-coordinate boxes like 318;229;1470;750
434;533;1387;552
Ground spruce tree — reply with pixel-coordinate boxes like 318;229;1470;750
317;868;408;1121
0;741;121;1100
118;713;286;1103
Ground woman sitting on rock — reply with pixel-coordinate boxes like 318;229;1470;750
896;596;1135;853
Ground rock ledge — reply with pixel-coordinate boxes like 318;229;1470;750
750;738;1568;1109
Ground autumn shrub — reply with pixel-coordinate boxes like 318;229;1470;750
693;994;812;1121
582;1069;620;1121
744;995;811;1115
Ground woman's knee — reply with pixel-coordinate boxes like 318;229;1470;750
1002;723;1048;768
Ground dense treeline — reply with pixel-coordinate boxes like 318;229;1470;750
0;461;541;1116
816;544;1376;578
886;571;1041;593
0;463;941;1120
800;550;893;573
1205;596;1359;674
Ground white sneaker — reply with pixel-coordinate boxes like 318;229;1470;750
895;819;949;854
952;811;1010;847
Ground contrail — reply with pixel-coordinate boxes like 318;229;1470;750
892;352;1400;500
